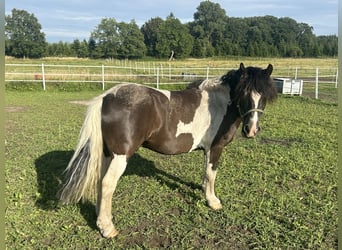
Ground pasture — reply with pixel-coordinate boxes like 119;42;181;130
5;57;338;104
5;86;337;248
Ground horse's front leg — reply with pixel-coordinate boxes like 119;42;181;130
202;149;223;210
96;154;127;238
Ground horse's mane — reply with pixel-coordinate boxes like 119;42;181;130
187;64;277;103
186;77;227;90
237;66;277;102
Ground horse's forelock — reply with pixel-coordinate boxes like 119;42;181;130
233;66;277;103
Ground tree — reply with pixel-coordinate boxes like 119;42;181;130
90;18;146;59
90;18;120;58
71;39;80;57
79;39;90;58
297;23;318;57
155;14;193;58
117;20;146;59
317;35;338;57
141;17;164;57
190;1;227;56
87;38;97;58
71;39;89;58
5;8;46;58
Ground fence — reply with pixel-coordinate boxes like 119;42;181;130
5;63;338;102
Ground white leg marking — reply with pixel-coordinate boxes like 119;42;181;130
202;151;222;210
96;156;112;216
96;154;127;238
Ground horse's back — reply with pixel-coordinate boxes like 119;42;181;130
101;84;168;156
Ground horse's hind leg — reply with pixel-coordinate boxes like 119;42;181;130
96;156;112;216
96;154;127;238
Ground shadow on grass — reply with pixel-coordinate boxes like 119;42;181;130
35;151;202;230
34;150;72;210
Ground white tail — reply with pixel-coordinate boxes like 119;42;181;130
58;96;104;204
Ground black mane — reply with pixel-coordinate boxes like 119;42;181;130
222;64;277;103
187;63;277;103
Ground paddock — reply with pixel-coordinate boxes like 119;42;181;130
5;87;337;248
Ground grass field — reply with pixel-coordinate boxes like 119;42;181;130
5;86;337;248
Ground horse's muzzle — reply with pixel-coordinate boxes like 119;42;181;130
242;123;260;138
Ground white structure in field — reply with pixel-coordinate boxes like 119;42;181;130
274;78;303;95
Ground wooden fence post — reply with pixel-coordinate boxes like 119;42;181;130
335;67;338;88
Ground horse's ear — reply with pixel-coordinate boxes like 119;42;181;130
264;64;273;77
239;63;246;73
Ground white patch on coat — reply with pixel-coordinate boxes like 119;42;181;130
156;89;171;100
249;91;261;136
175;86;231;151
175;91;211;150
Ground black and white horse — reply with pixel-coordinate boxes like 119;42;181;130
58;63;277;238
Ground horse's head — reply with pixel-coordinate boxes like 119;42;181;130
233;63;277;138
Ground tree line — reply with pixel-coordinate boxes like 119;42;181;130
5;2;338;59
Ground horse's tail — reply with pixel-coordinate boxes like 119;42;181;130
58;96;104;204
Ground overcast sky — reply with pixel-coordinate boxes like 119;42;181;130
5;0;338;42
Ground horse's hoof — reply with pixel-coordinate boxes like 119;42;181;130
105;229;119;239
209;202;223;210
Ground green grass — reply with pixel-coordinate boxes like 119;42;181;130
5;90;337;249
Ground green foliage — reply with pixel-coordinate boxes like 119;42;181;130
141;17;164;57
4;2;338;59
89;18;146;59
5;92;337;249
155;14;194;59
90;18;120;58
192;1;227;46
317;35;338;56
70;39;89;58
117;21;146;59
5;8;47;58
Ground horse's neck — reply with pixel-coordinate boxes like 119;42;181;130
219;104;241;146
204;85;232;108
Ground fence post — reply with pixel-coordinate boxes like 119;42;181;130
156;67;159;89
160;64;163;78
315;67;319;99
335;67;338;88
41;63;46;91
295;67;298;79
206;67;209;80
101;64;105;91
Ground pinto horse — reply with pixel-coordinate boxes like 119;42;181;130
58;63;277;238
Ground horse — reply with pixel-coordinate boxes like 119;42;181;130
57;63;277;238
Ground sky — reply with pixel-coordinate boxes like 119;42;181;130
5;0;338;43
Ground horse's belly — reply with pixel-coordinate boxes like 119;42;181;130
143;132;195;155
